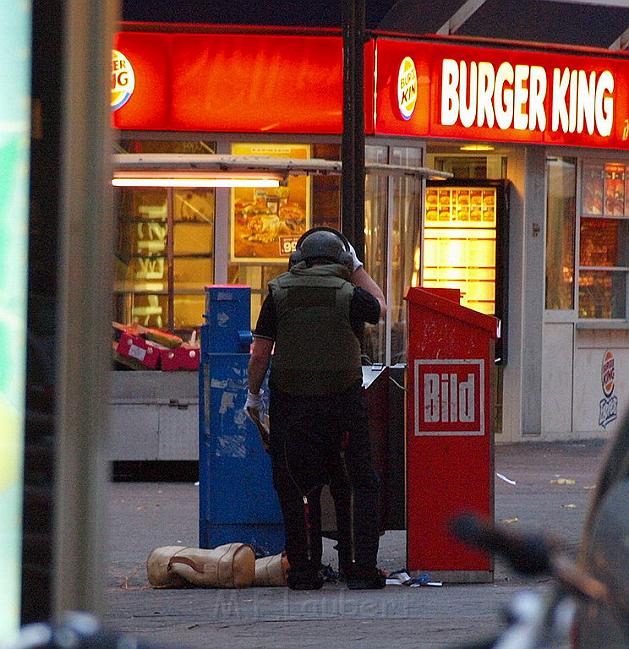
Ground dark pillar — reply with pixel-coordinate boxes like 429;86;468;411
21;0;65;623
341;0;365;259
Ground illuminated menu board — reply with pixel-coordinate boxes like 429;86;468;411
423;186;497;315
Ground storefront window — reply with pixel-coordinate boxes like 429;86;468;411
430;153;507;179
390;146;422;364
578;271;626;319
228;143;341;329
362;145;423;365
578;161;629;319
545;157;576;310
364;145;388;364
114;186;215;333
113;139;424;363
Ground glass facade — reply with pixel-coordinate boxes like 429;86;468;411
544;157;629;320
113;145;629;363
389;147;422;364
545;157;576;310
363;145;388;364
578;161;629;319
114;186;215;332
228;142;321;327
113;139;425;366
363;145;423;365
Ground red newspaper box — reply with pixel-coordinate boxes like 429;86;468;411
405;287;499;583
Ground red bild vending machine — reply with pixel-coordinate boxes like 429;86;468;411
406;287;499;583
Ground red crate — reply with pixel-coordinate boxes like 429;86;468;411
116;332;161;369
160;345;200;371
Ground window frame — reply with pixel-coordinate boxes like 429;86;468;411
577;157;629;322
114;185;215;333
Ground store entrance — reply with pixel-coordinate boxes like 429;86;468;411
425;144;513;436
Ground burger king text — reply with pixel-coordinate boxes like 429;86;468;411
112;56;132;89
441;58;615;137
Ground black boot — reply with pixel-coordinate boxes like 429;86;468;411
345;564;386;590
287;565;324;590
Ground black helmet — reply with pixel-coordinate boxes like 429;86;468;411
289;227;353;269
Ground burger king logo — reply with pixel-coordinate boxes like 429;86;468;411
111;50;135;111
397;56;417;121
598;349;618;429
601;350;615;397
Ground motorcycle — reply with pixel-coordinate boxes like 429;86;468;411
449;415;629;649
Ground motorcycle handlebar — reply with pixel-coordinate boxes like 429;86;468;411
450;513;555;577
449;513;620;612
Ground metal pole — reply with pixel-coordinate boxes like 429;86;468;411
342;0;356;249
342;0;366;259
352;0;365;260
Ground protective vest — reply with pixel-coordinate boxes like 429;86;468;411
268;262;362;396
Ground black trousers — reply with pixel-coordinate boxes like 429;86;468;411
269;382;381;573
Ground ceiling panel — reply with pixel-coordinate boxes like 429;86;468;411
379;0;629;49
458;0;628;48
121;0;629;50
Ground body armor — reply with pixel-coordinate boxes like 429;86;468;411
268;263;362;395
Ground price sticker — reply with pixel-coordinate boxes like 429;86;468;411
279;236;300;256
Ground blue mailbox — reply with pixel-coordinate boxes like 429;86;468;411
199;285;284;555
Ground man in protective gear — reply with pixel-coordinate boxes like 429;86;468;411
245;227;387;590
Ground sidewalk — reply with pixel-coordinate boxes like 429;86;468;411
104;439;608;649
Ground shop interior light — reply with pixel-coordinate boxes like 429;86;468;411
112;170;284;188
459;144;495;152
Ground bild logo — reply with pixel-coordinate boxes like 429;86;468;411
415;359;485;436
598;350;618;429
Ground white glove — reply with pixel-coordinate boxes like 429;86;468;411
244;390;264;419
245;390;271;452
346;241;364;271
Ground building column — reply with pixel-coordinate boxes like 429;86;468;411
53;0;118;617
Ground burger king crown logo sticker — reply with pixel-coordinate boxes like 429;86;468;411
598;350;618;429
601;350;615;397
397;56;417;121
111;50;135;112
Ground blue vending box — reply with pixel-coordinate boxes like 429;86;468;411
199;285;284;555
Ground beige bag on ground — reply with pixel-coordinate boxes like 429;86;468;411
253;552;289;586
147;543;255;588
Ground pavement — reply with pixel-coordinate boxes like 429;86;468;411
103;439;609;649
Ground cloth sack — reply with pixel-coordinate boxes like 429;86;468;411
254;552;289;587
147;543;255;588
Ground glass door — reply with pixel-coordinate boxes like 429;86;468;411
389;146;422;364
364;144;423;365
